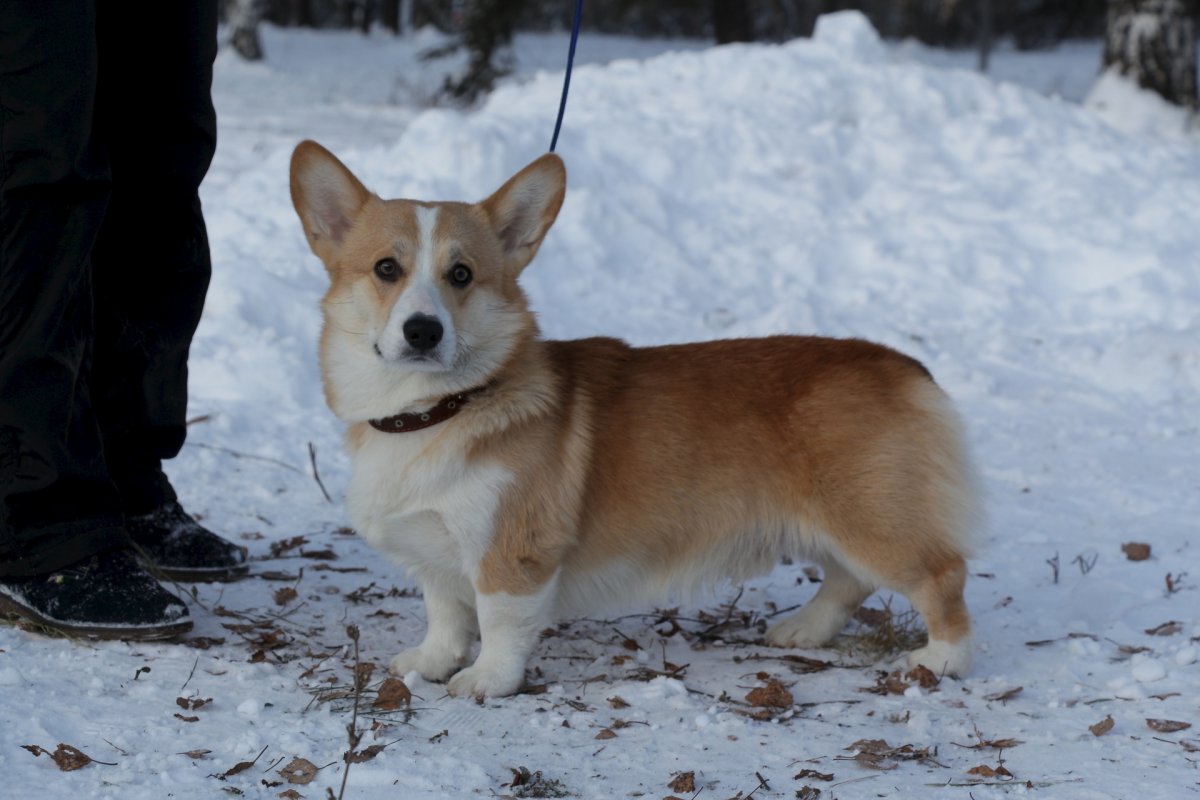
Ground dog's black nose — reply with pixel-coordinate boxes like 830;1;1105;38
403;314;443;352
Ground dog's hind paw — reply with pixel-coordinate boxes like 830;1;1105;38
906;637;972;678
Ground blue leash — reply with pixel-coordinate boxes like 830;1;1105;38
549;0;583;153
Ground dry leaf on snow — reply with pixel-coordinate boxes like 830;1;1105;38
279;757;318;785
745;679;793;708
179;749;211;759
793;769;834;781
966;764;1013;779
373;677;411;711
984;687;1023;703
175;697;211;711
273;587;298;606
345;744;387;763
22;743;97;771
1147;719;1192;733
1090;716;1115;736
1122;542;1151;561
667;771;695;793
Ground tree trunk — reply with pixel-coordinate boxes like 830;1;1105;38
978;0;994;72
381;0;400;34
230;0;266;61
712;0;754;43
1103;0;1197;108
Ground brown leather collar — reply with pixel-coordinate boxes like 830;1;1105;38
368;384;492;434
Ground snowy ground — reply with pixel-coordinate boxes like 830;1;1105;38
5;15;1199;800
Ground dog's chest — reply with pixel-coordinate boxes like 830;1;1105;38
345;431;511;575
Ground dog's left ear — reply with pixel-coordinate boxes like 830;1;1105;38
479;154;566;273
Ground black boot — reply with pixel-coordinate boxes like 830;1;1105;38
0;548;192;640
126;502;249;582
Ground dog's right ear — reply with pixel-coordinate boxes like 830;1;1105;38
290;140;372;264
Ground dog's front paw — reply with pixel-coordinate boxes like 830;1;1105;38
445;661;524;699
389;647;464;682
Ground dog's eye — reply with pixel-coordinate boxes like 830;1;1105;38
449;263;473;288
374;258;401;282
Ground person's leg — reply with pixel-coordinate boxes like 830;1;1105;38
89;1;218;514
0;0;127;578
0;0;192;638
89;0;246;581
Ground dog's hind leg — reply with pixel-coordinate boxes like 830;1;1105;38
901;554;971;676
765;558;874;648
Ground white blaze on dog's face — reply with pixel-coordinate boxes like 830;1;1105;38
289;141;566;420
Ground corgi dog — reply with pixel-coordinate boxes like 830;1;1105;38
290;141;979;699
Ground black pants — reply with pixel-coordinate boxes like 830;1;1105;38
0;0;217;577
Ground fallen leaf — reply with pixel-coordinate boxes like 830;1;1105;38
1090;715;1115;736
595;728;617;740
180;749;211;759
1122;542;1151;561
608;696;630;709
841;739;938;771
299;548;337;560
861;669;911;695
278;790;304;799
745;679;793;709
279;757;318;785
273;587;298;606
174;713;200;723
905;665;940;689
796;788;822;800
345;744;386;763
1145;621;1182;636
222;746;268;779
667;771;695;793
48;743;93;771
270;536;309;557
984;687;1023;703
175;697;212;711
981;738;1022;749
1147;719;1192;733
793;769;834;781
967;764;1013;778
374;677;411;711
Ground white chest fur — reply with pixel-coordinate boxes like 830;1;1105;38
345;429;512;582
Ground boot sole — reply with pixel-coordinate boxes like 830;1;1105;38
141;561;251;584
0;592;193;642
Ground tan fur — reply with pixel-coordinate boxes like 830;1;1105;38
290;140;980;695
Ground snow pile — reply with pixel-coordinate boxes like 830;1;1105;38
4;16;1198;800
1086;67;1197;138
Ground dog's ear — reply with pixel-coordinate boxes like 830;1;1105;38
479;154;566;274
290;140;372;264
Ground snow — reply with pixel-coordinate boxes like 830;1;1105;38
4;16;1200;799
1085;67;1197;139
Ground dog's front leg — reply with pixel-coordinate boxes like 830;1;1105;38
445;574;558;699
388;574;476;682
